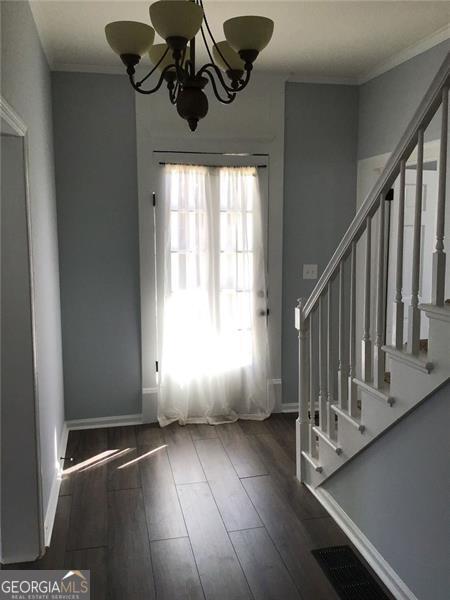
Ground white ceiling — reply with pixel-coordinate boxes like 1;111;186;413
30;1;450;82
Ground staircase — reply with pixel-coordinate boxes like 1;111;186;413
295;55;450;491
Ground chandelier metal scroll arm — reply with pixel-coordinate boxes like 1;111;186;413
202;67;236;104
136;45;170;87
198;21;251;94
199;25;221;73
199;61;252;94
198;0;233;72
128;64;176;95
231;66;252;92
168;80;180;105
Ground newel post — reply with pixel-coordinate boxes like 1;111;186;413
295;298;309;482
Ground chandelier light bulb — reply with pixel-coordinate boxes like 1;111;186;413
212;41;245;73
149;1;204;45
223;16;274;54
105;21;155;57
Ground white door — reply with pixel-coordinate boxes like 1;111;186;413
153;156;271;425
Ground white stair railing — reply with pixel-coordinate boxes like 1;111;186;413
433;85;449;306
295;54;449;481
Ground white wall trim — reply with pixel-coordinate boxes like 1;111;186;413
50;24;448;87
280;402;298;413
286;74;358;86
52;62;124;75
358;24;450;85
66;413;143;430
267;378;283;412
0;96;27;135
142;387;159;424
52;62;150;78
143;388;159;394
44;412;145;546
1;95;46;559
43;423;68;547
305;484;419;600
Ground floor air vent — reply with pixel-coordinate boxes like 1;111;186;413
311;545;390;600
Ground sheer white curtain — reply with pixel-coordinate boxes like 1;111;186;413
158;163;271;425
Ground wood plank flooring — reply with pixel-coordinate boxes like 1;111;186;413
2;414;392;599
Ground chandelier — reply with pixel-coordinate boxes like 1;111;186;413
105;0;274;131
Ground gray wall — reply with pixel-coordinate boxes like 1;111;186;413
52;72;141;420
324;380;450;600
282;83;358;405
1;0;64;558
358;40;449;159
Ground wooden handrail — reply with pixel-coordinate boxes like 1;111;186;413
303;53;450;318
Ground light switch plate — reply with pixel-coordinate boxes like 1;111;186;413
303;264;318;280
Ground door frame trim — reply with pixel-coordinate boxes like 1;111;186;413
0;95;45;560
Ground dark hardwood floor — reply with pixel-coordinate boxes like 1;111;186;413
2;414;391;599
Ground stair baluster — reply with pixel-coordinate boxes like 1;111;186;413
374;195;387;388
318;294;328;433
348;241;358;415
432;86;448;306
337;261;348;410
295;298;310;480
362;216;372;381
309;308;318;459
407;129;424;355
326;281;336;440
393;160;406;350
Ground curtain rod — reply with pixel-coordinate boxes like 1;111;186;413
158;161;267;168
154;150;268;157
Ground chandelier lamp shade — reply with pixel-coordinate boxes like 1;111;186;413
105;0;274;131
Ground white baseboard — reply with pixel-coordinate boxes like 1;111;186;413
142;387;159;424
43;423;68;547
305;484;418;600
280;402;298;413
43;413;144;546
66;413;143;430
268;377;283;412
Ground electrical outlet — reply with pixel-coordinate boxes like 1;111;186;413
303;264;318;280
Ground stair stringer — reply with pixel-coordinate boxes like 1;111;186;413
305;379;450;600
302;372;447;488
301;377;449;491
301;311;450;488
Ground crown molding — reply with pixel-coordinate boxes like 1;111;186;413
358;24;450;85
50;25;448;87
52;62;132;75
286;74;358;86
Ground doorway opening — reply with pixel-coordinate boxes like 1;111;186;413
153;157;272;425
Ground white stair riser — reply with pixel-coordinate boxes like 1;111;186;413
336;415;367;457
301;454;326;488
360;390;393;436
427;318;450;370
318;437;345;474
389;358;446;403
